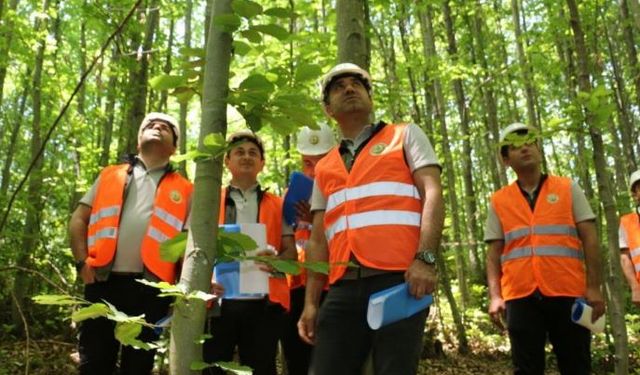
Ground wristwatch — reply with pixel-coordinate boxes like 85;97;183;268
414;250;437;266
75;259;86;273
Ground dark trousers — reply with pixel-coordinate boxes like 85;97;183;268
506;294;591;375
281;287;322;375
78;274;172;375
310;273;428;375
203;299;283;375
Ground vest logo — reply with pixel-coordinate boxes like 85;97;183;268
309;135;319;145
170;190;183;204
370;143;387;155
546;193;559;204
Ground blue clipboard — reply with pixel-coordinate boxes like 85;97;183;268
366;282;433;330
283;172;314;226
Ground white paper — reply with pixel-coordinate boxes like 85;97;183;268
238;223;269;295
571;300;605;333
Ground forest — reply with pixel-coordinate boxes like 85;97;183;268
1;0;640;374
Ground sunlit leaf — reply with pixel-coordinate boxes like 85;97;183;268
149;75;185;90
302;261;330;275
294;63;322;83
264;7;291;18
171;150;213;163
71;303;110;322
269;259;301;275
240;29;262;43
215;361;253;375
233;40;251;56
213;14;241;33
33;294;83;306
232;0;263;19
159;232;187;262
250;24;289;40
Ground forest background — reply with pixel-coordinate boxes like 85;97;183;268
1;0;640;374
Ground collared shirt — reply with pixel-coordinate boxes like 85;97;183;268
224;184;294;236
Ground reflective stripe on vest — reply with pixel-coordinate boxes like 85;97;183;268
325;210;421;242
154;207;185;232
500;245;584;263
89;206;120;225
326;182;420;212
504;224;578;244
148;226;169;243
631;247;640;258
87;227;118;247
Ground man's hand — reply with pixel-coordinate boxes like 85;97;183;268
210;282;225;298
585;286;605;322
295;200;313;224
298;304;319;345
404;260;437;299
256;248;278;274
488;296;506;331
79;263;96;285
632;289;640;308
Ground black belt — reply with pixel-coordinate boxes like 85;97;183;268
109;272;144;278
341;267;397;280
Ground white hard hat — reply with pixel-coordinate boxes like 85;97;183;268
630;170;640;191
320;63;372;102
139;112;180;146
498;122;537;144
296;124;336;155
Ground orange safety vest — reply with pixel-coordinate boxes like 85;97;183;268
315;123;423;284
491;175;586;301
86;164;192;283
620;212;640;283
219;188;290;310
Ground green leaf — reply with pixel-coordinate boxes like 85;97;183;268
232;0;263;19
204;133;226;149
172;150;213;163
213;14;242;33
294;63;322;83
233;40;251;56
115;322;153;350
240;29;262;43
72;303;110;322
302;261;330;275
278;105;316;126
179;47;205;58
215;361;253;375
159;232;187;262
219;232;258;257
190;361;212;371
149;75;185;91
33;294;83;305
264;7;291;18
270;259;301;275
239;74;275;91
250;24;289;40
187;290;217;302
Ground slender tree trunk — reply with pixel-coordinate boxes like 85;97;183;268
626;0;640;31
159;19;175;112
511;0;538;130
420;3;470;354
169;0;233;372
11;0;51;332
565;1;629;373
124;0;159;154
0;0;19;106
442;0;483;281
178;0;193;178
336;0;369;70
397;4;423;128
371;20;401;122
0;82;28;201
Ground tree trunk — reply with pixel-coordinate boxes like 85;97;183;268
565;1;629;373
178;0;193;178
0;0;19;107
159;18;175;112
420;3;470;354
442;0;483;282
336;0;369;70
169;0;233;372
11;0;51;332
397;4;423;128
123;0;159;154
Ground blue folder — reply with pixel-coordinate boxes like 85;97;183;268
214;224;266;299
366;282;433;330
283;172;314;226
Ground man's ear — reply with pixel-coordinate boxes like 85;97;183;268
323;103;333;118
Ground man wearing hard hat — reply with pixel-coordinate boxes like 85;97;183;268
281;124;336;375
297;63;444;374
484;123;604;374
619;170;640;307
69;112;192;374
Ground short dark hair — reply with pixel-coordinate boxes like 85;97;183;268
322;73;372;104
632;181;640;194
226;131;265;159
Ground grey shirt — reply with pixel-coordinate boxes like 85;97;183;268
310;123;440;211
483;180;595;242
81;161;189;276
227;184;294;236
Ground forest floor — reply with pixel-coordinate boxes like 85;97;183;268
0;335;628;375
